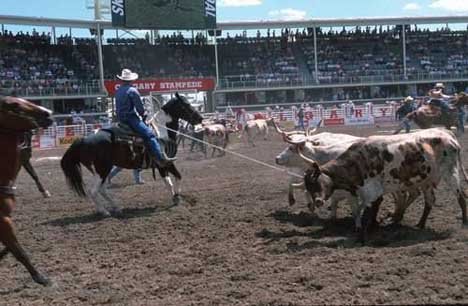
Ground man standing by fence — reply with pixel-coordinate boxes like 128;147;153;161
297;106;305;130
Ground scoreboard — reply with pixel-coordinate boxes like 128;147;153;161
111;0;216;29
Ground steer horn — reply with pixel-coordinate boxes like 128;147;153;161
306;120;323;137
298;149;319;167
272;119;306;137
283;133;306;145
271;119;284;134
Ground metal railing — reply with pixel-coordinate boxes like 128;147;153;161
218;71;468;90
0;80;104;97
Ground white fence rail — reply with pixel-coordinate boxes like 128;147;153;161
32;103;399;150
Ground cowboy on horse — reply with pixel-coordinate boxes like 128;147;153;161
396;96;417;133
115;69;176;166
428;82;453;114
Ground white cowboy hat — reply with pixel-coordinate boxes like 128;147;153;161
434;82;445;89
404;96;414;102
117;69;139;81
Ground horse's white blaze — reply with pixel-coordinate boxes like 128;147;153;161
151;111;173;140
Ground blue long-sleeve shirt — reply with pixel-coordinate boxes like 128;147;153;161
115;84;145;121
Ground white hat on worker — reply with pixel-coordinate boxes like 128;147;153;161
117;68;139;81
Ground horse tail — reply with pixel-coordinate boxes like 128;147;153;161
61;138;87;197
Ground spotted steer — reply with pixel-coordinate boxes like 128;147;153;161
274;122;420;226
204;123;229;157
299;128;468;242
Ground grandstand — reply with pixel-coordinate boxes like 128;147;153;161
0;14;468;118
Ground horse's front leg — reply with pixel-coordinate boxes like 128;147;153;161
0;247;9;261
162;175;182;205
0;198;50;286
22;158;51;198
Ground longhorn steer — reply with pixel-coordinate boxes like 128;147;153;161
298;128;468;242
276;131;362;218
274;121;423;226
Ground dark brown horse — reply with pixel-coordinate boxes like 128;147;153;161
394;93;468;134
61;94;203;216
0;96;53;285
19;131;51;198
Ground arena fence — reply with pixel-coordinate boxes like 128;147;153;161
32;103;398;150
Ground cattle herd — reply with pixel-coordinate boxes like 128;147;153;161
179;116;468;243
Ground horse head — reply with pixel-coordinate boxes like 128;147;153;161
158;93;204;141
0;96;53;131
162;93;203;126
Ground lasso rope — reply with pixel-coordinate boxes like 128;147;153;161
156;123;303;179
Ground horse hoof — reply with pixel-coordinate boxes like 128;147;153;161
97;210;111;218
173;194;182;205
42;191;51;198
416;222;426;229
307;203;316;214
32;273;51;286
110;209;123;217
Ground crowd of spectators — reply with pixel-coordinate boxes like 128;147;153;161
0;30;99;95
1;25;468;101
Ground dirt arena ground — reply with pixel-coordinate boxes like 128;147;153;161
2;124;468;305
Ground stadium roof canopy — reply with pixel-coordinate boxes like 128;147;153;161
0;14;467;30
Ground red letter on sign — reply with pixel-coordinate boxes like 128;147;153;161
380;108;388;116
354;109;363;117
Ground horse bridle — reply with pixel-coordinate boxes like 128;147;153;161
179;106;202;126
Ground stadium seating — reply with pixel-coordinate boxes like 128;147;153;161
1;26;468;99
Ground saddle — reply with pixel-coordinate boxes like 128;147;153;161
101;123;178;169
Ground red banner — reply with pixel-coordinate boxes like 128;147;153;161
105;78;216;95
324;118;345;126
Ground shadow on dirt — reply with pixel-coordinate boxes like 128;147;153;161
42;204;178;227
258;209;453;251
0;284;28;296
